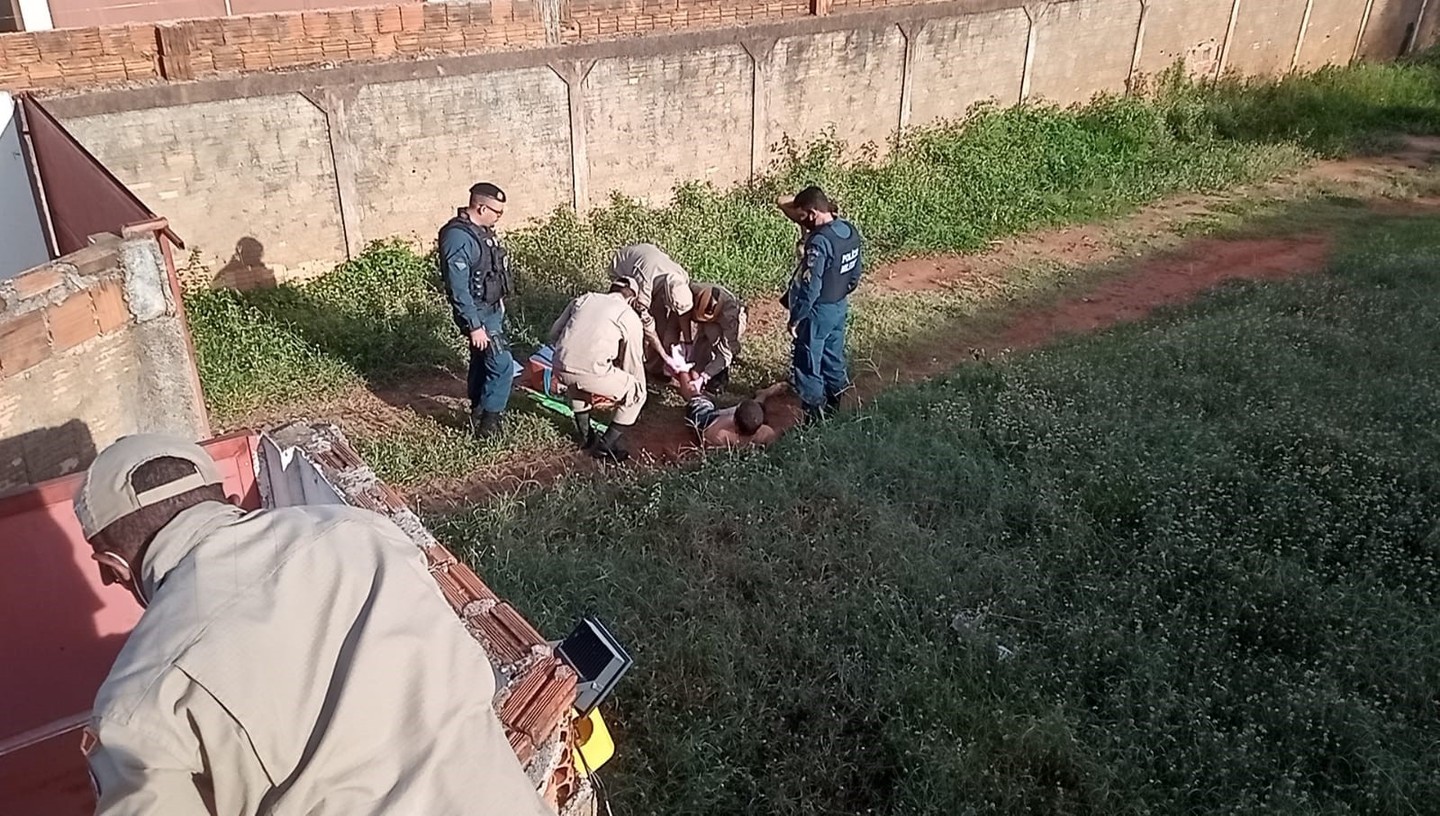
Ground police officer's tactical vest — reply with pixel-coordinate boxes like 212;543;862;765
439;216;513;306
810;219;863;304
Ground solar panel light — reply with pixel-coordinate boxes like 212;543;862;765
555;615;633;716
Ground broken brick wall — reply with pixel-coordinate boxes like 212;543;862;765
0;229;209;494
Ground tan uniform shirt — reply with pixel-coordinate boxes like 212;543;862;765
549;292;648;423
689;283;747;379
86;502;551;816
608;244;693;347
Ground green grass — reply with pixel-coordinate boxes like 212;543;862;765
433;213;1440;815
185;55;1440;472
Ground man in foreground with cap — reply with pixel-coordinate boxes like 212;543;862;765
549;277;647;462
73;434;551;815
440;182;515;439
608;242;694;371
781;185;863;423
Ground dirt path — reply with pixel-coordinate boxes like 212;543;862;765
234;139;1440;511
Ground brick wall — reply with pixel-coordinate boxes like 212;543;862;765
0;228;209;493
570;0;810;36
0;25;160;90
0;0;820;93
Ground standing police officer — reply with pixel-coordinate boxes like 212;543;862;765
439;182;514;439
782;186;863;423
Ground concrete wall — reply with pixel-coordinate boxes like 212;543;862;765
0;228;209;493
1359;0;1427;60
1225;0;1310;76
586;45;753;203
348;67;572;244
908;8;1029;125
0;92;50;281
769;25;907;152
1135;0;1234;79
1028;0;1142;106
64;95;344;284
38;0;1424;285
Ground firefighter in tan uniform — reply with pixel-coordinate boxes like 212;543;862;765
608;243;694;369
674;282;746;394
549;277;647;462
71;434;552;816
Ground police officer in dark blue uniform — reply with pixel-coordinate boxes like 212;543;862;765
439;182;514;438
783;185;863;423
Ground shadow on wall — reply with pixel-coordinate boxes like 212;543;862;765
0;418;99;496
213;236;278;290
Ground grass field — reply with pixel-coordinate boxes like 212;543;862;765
435;213;1440;814
185;57;1440;431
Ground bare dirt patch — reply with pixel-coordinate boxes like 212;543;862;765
997;235;1330;349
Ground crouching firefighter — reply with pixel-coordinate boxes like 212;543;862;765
439;182;514;439
549;277;648;463
785;185;863;422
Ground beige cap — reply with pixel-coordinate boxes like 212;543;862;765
73;433;222;539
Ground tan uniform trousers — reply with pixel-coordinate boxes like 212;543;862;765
551;291;649;425
561;368;647;425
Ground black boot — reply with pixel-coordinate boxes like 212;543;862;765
705;368;730;395
471;410;503;440
572;411;597;450
590;423;631;463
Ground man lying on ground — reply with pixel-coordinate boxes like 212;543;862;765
678;373;790;449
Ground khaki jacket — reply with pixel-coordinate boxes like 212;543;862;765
86;502;551;816
608;244;693;346
549;291;646;381
689;283;746;379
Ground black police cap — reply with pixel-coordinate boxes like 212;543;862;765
469;182;506;203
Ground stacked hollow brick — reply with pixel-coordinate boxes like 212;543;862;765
569;0;809;37
0;0;822;93
157;2;549;80
0;239;131;378
0;24;159;90
273;421;588;814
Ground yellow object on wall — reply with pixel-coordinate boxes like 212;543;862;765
572;709;614;777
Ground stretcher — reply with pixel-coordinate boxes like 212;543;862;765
514;346;611;433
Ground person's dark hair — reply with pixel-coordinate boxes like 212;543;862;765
469;182;506;207
735;400;766;435
609;279;637;298
794;185;837;214
94;457;226;558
